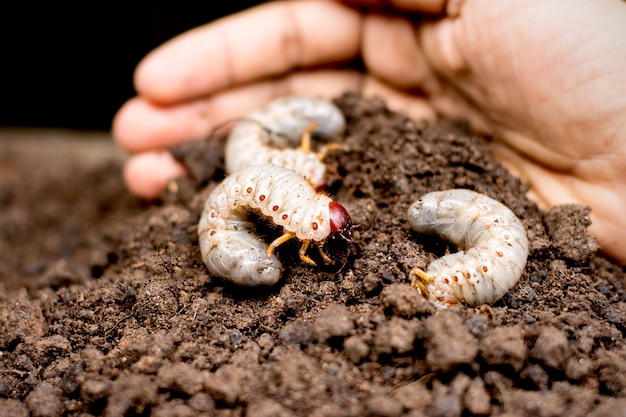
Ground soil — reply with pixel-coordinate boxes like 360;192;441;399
1;93;625;417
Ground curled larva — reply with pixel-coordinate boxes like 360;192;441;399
407;189;529;308
198;164;353;286
225;96;346;188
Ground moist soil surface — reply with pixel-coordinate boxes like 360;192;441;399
1;93;625;417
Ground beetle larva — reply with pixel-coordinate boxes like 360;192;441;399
198;164;353;286
225;96;346;188
407;189;529;308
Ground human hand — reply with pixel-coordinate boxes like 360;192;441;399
113;0;626;264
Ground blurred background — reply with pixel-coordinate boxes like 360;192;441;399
0;3;265;131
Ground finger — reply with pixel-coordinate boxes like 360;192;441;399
361;13;433;88
360;0;497;107
338;0;446;14
114;69;364;153
135;1;361;104
123;151;187;199
358;13;487;130
113;97;213;153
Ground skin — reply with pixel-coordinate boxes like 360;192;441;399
113;0;626;264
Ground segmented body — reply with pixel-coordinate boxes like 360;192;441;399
225;96;346;188
407;189;529;308
198;164;351;286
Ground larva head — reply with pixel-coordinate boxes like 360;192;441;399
329;202;353;242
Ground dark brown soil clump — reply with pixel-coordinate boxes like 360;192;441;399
1;94;625;416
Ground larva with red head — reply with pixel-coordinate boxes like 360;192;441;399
225;96;346;189
407;189;529;308
198;164;353;286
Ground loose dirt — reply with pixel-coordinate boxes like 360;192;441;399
1;93;625;417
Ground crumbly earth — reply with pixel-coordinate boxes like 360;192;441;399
1;93;625;417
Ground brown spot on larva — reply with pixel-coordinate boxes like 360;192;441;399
444;278;450;284
246;187;253;193
209;230;216;236
259;194;266;201
453;276;458;282
282;214;288;220
210;211;217;218
497;251;504;257
482;266;488;272
273;205;279;211
465;272;471;279
312;222;319;230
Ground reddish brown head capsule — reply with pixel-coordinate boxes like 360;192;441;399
329;202;353;242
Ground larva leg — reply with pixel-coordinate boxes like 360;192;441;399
316;241;334;264
271;238;335;267
296;123;325;189
409;267;434;297
301;122;344;163
317;143;345;163
409;267;434;284
409;267;461;307
266;232;297;259
299;123;317;153
298;240;317;266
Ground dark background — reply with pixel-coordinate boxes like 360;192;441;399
0;3;265;131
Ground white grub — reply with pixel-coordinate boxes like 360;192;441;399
407;189;529;308
225;96;346;188
198;164;353;286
